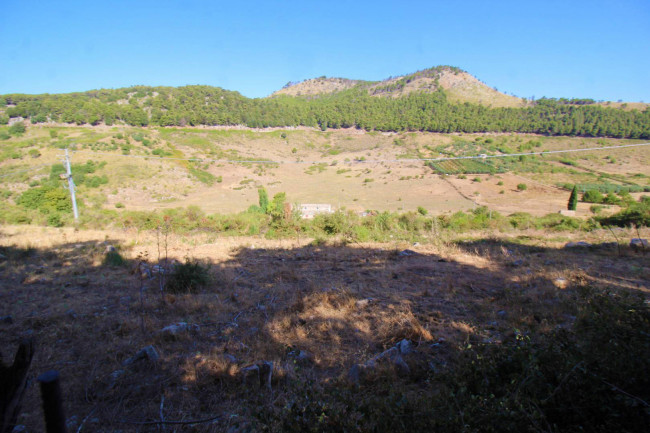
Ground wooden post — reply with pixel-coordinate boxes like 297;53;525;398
38;370;67;433
0;339;34;433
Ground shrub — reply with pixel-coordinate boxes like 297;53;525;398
115;202;124;208
516;183;527;191
8;123;26;135
47;213;64;227
165;258;211;293
590;205;603;214
583;189;604;203
103;249;126;267
417;206;428;216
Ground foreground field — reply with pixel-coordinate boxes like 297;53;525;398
1;225;648;432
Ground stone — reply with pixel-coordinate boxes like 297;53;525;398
397;339;413;355
497;310;507;318
11;425;27;433
107;369;125;389
241;364;260;387
223;354;237;363
347;363;369;384
241;361;273;390
510;259;525;267
105;245;116;253
160;322;199;335
258;361;273;389
1;315;13;324
630;238;648;252
123;345;159;366
355;298;372;309
597;242;618;249
564;241;592;249
553;277;569;289
398;249;417;257
367;347;410;376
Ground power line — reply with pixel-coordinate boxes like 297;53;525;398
72;142;650;165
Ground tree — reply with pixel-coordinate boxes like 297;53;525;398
568;186;578;210
258;187;269;214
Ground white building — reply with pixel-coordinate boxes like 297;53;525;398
299;204;333;219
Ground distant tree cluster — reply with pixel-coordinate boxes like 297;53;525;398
2;83;649;138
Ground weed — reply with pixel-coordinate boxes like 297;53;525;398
165;258;211;293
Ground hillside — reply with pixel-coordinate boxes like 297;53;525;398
1;66;649;138
272;66;526;107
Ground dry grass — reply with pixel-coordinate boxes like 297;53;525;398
1;225;648;431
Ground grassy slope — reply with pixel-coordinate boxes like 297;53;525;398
1;125;649;218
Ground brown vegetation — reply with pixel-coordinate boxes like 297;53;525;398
0;224;648;431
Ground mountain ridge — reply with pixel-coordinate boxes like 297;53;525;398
271;65;526;107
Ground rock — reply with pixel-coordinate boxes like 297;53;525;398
1;315;13;324
497;310;507;318
397;339;413;355
597;242;618;249
367;347;410;376
258;361;273;389
398;249;417;257
66;415;79;430
223;354;237;363
630;238;648;252
11;425;27;433
123;345;159;366
241;364;260;387
105;245;116;253
241;361;273;390
510;259;525;267
160;322;199;335
347;363;369;384
553;277;569;289
355;298;372;309
564;241;592;249
107;369;125;389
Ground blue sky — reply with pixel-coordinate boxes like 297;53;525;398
1;0;649;101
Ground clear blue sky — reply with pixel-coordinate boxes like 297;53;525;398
1;0;649;101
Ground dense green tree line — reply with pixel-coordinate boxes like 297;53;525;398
1;85;649;138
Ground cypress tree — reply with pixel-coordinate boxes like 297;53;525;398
568;186;578;210
258;187;269;214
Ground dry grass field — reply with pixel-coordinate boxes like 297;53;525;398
1;125;647;218
1;124;649;431
1;224;648;431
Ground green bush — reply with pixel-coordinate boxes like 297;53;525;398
165;258;211;293
103;249;126;267
583;189;604;203
516;183;527;191
8;123;26;135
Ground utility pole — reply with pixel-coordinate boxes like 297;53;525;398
63;148;79;220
